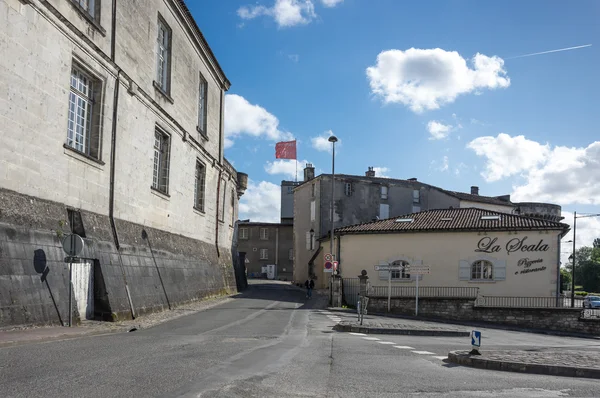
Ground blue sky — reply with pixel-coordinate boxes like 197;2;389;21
189;0;599;251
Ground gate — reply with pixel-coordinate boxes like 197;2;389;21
72;261;94;320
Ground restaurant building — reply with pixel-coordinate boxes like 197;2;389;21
318;208;570;297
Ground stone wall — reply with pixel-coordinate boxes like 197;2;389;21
0;188;237;327
367;296;600;336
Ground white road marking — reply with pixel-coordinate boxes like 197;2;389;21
377;341;396;345
349;332;367;336
393;346;415;349
433;356;447;360
412;351;436;355
362;337;380;341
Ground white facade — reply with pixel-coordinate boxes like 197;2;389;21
0;0;243;246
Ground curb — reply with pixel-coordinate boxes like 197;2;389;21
447;351;600;379
333;323;470;337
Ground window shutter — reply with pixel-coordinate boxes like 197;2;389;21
310;200;316;221
459;260;471;280
494;260;507;280
379;204;389;219
306;231;311;250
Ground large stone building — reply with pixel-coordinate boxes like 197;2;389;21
0;0;247;327
293;165;563;287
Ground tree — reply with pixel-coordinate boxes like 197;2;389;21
560;268;572;292
565;243;600;292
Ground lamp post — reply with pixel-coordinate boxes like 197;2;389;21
570;212;600;308
328;135;338;264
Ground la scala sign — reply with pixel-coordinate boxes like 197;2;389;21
475;236;549;256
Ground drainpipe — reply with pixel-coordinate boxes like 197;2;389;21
108;0;135;319
215;170;222;257
275;226;279;278
556;234;561;306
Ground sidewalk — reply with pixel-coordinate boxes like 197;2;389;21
330;308;470;336
448;349;600;379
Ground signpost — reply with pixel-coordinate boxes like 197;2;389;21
374;263;403;312
62;234;84;327
324;253;334;273
470;330;482;355
405;265;430;316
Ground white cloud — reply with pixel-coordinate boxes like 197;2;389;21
440;156;449;172
238;180;280;223
373;167;390;178
288;54;299;62
265;159;311;180
366;48;510;113
311;130;340;152
454;162;467;176
237;0;316;28
467;133;550;182
559;211;600;266
427;121;452;140
467;134;600;206
321;0;343;7
224;94;294;148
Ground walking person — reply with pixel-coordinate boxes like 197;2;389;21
305;277;315;299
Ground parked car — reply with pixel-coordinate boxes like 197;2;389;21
583;295;600;308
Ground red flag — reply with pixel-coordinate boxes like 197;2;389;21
275;140;297;160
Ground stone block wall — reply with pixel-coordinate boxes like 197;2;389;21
0;188;237;327
367;296;600;336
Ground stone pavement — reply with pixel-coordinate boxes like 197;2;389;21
330;309;470;336
448;349;600;379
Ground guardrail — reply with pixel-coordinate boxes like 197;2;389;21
368;285;479;298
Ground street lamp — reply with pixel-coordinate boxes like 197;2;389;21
570;212;600;308
328;135;338;266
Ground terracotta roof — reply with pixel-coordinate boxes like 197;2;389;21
440;189;513;206
335;208;569;235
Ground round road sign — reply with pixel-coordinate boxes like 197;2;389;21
62;234;84;257
324;253;333;262
324;261;333;270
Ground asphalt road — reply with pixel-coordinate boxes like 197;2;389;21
2;281;600;397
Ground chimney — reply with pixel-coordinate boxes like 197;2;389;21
304;163;315;182
471;186;479;195
366;167;376;177
408;178;417;182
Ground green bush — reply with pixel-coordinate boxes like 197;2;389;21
575;291;588;297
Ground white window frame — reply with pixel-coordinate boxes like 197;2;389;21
260;248;268;260
194;160;206;211
471;259;493;281
239;228;248;240
381;186;388;199
413;189;420;203
260;228;268;240
67;65;101;158
197;73;208;136
72;0;96;18
152;128;170;194
156;16;172;93
310;200;316;221
391;260;411;280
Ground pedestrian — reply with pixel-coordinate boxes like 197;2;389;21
305;276;315;299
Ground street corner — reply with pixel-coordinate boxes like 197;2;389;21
332;320;470;337
447;349;600;380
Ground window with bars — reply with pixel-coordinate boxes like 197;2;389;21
66;66;102;159
197;74;208;137
152;128;170;194
260;249;268;260
260;228;268;240
239;228;248;240
471;260;493;280
345;182;353;196
72;0;96;18
156;16;172;94
194;161;206;211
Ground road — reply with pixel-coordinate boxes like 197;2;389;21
1;281;600;397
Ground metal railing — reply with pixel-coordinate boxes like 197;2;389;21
342;278;361;307
474;296;583;308
369;285;479;299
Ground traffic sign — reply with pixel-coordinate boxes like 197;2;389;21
324;253;333;262
374;265;402;271
62;234;84;257
405;265;431;274
324;261;333;273
471;330;481;347
333;261;338;271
